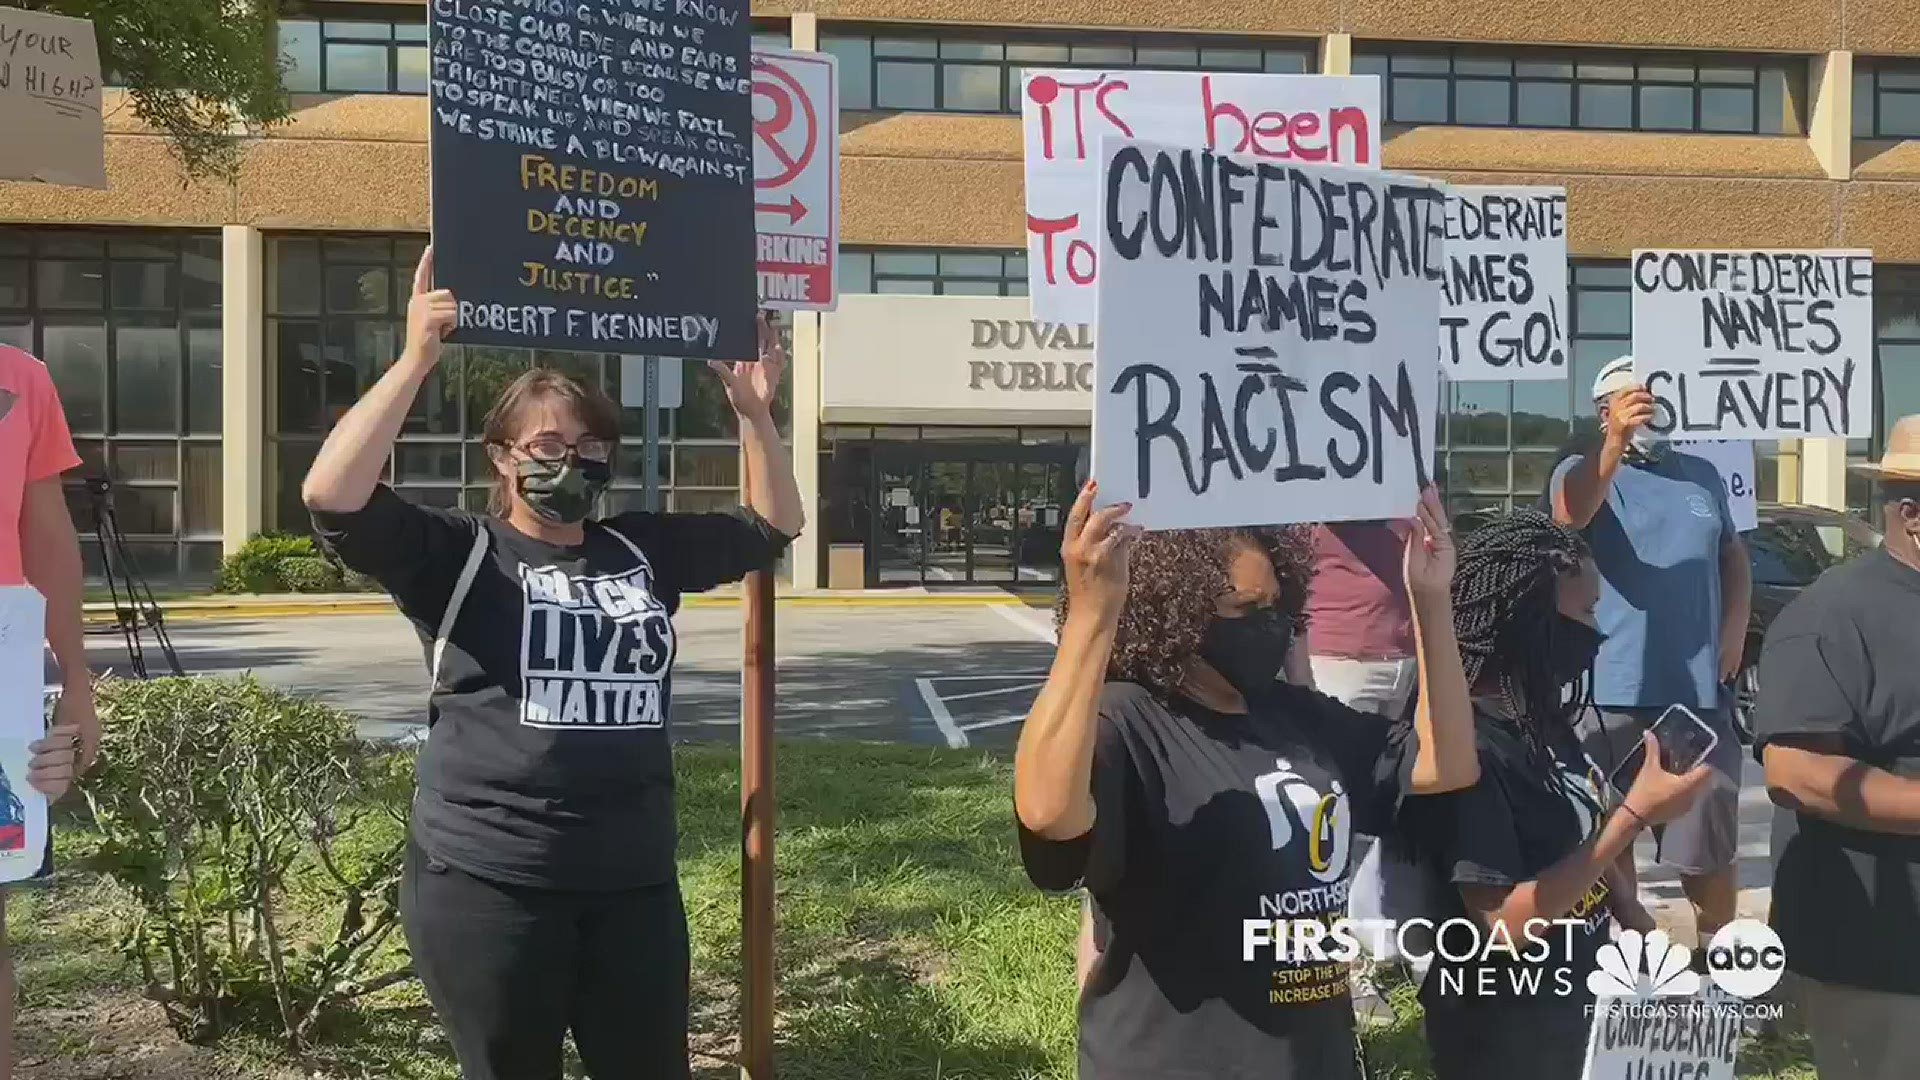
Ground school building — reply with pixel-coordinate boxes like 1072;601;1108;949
2;0;1917;588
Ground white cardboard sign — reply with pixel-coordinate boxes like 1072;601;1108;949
0;6;107;189
1021;71;1381;324
1091;139;1443;530
1441;186;1569;381
1581;990;1743;1080
752;48;839;311
1675;439;1759;532
1631;250;1874;439
0;586;50;884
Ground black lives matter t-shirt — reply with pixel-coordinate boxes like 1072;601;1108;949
1019;681;1414;1080
1755;547;1920;994
313;484;789;891
1398;708;1613;1076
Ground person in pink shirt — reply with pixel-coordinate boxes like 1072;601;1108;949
1305;521;1417;718
0;344;96;1078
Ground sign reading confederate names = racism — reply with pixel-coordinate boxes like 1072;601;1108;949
428;0;757;360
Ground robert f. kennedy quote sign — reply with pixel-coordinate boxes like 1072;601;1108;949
428;0;756;359
1091;138;1445;530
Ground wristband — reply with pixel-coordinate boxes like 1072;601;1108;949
1617;802;1650;829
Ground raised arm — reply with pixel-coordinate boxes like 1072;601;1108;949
709;313;804;537
302;247;456;513
1553;387;1653;529
1403;487;1479;794
1013;482;1138;840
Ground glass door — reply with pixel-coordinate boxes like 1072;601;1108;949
1015;458;1073;585
969;461;1018;584
874;455;923;585
923;461;970;582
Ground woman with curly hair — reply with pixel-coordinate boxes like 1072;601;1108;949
1391;510;1710;1079
1013;481;1479;1080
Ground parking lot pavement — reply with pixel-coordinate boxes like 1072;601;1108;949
56;599;1769;919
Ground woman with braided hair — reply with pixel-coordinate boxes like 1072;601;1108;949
1013;482;1481;1080
1392;509;1713;1079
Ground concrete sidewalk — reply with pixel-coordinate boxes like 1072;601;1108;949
84;585;1046;624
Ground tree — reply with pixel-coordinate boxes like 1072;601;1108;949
19;0;290;180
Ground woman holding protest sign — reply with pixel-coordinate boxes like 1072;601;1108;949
1012;482;1479;1079
301;248;802;1080
1388;510;1711;1079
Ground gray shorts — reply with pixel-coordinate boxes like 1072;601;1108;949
1577;705;1742;876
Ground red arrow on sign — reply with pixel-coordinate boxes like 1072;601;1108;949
755;194;807;225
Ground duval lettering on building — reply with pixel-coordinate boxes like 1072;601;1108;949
971;319;1093;351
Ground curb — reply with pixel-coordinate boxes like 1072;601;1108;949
84;591;1043;625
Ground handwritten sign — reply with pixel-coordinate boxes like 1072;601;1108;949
1581;991;1742;1080
1441;186;1568;381
0;587;50;884
1022;71;1380;324
1091;139;1444;530
427;0;756;359
1631;250;1873;439
1676;439;1759;532
752;47;838;310
0;5;106;188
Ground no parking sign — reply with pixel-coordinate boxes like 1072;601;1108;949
753;48;840;311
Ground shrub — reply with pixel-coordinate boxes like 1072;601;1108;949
86;676;413;1049
277;556;343;594
213;534;317;594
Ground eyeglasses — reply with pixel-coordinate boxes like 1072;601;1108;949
514;435;614;463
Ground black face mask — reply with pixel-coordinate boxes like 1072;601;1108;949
515;456;612;525
1548;615;1605;688
1197;607;1294;697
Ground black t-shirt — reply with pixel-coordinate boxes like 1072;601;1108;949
1754;547;1920;993
1398;707;1613;1059
312;484;790;891
1018;681;1414;1080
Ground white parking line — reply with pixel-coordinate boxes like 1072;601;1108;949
989;604;1057;644
959;714;1029;733
937;680;1047;704
916;676;968;749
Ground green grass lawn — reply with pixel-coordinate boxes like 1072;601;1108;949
12;741;1814;1078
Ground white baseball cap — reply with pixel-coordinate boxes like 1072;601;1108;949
1592;355;1637;401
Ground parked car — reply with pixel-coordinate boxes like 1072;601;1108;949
1454;502;1881;743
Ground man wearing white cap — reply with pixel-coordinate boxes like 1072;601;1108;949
1550;356;1751;948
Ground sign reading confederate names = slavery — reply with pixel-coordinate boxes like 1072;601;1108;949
428;0;757;360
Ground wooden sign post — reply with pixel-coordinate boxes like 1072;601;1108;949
740;446;776;1079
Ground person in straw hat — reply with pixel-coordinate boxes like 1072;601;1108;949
1754;416;1920;1080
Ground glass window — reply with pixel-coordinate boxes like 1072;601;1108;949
1358;46;1797;133
825;28;1313;115
844;247;1027;295
0;228;222;580
1859;60;1920;138
278;16;429;94
279;20;321;92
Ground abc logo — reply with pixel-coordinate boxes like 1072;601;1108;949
1705;919;1786;998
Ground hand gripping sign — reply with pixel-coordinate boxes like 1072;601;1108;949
752;48;839;311
1021;70;1381;325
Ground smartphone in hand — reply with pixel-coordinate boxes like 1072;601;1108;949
1607;704;1719;791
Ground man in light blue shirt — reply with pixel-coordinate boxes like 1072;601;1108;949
1550;356;1752;946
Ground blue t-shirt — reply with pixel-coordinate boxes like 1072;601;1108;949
1549;450;1734;709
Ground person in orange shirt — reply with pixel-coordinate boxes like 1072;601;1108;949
0;344;98;1079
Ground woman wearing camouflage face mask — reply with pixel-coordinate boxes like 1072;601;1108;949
300;248;803;1080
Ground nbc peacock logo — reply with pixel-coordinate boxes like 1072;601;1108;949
1586;929;1701;998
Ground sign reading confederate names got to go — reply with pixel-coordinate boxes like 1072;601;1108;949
428;0;757;360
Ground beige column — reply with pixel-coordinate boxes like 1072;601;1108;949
788;311;823;589
1798;51;1854;512
1319;33;1353;77
220;225;265;555
789;12;818;51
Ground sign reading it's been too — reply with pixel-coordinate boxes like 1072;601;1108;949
1090;138;1445;531
426;0;757;360
1631;249;1874;440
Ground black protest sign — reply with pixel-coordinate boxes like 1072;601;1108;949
1441;186;1568;381
1090;138;1446;530
428;0;755;360
1631;250;1873;440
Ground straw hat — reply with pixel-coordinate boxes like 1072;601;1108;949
1850;415;1920;481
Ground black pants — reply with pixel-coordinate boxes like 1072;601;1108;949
401;840;691;1080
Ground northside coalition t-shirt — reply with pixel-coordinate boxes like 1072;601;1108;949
0;346;82;585
1755;547;1920;994
1304;522;1414;661
313;484;790;891
1018;681;1415;1080
1549;451;1733;708
1399;707;1614;1076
